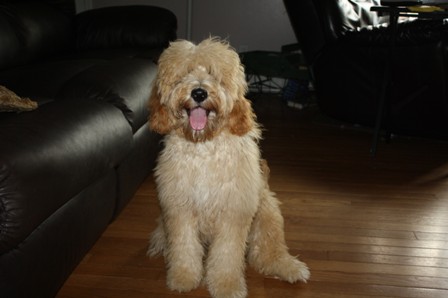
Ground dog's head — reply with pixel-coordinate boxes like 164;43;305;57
148;37;256;142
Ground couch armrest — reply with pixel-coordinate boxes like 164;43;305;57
75;5;177;51
0;100;132;255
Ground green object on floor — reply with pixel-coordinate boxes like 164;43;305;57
240;48;309;95
240;50;308;80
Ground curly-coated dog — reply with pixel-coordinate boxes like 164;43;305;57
147;37;309;298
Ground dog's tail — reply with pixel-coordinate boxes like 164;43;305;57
147;216;166;257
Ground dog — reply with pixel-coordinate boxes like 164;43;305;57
147;37;310;298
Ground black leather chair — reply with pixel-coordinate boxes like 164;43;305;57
283;0;448;140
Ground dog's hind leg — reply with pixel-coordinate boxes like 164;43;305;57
247;160;310;283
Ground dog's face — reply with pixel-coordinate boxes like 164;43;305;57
148;38;256;142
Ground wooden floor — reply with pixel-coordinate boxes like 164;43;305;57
57;95;448;298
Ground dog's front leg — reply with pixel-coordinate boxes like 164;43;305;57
247;188;310;283
205;216;252;298
164;210;204;292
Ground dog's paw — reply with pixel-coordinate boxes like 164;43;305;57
268;256;310;283
167;266;202;293
207;272;247;298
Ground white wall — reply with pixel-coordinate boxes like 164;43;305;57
75;0;93;12
90;0;297;53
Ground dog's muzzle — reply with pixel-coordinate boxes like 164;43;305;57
191;88;208;103
188;88;210;131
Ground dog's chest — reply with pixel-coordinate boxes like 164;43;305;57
156;133;262;210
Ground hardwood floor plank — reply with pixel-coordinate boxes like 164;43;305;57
308;260;448;278
291;241;448;259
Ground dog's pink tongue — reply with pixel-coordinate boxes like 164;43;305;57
189;107;207;130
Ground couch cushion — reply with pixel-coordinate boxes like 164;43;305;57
0;59;105;105
0;56;157;132
59;58;158;132
0;1;73;70
0;99;133;254
75;5;177;51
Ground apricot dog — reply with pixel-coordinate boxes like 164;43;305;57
147;37;309;298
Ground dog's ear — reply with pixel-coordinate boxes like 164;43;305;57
228;98;256;136
148;86;172;134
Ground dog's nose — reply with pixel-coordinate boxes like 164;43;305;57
191;88;208;103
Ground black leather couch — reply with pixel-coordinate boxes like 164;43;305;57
0;1;176;297
284;0;448;140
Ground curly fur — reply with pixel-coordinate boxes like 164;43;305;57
147;37;309;298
